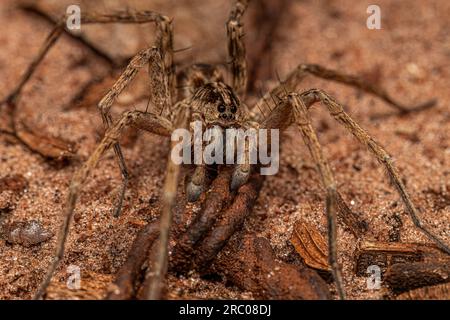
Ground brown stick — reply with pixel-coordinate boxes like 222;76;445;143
109;167;329;300
173;169;330;299
170;169;233;273
385;260;450;293
395;283;450;300
106;182;187;300
106;221;160;300
193;172;264;271
214;234;331;299
354;240;442;276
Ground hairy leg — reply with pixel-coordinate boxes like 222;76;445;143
33;110;172;300
90;12;173;217
143;104;191;300
287;94;345;299
227;0;249;97
2;10;173;109
258;88;448;298
299;88;449;255
187;165;209;202
253;64;436;123
98;45;172;216
2;9;174;213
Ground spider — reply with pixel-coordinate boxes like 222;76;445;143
27;0;449;300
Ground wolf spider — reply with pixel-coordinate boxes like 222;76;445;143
25;0;449;299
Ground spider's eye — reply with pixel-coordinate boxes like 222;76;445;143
217;105;226;113
230;105;237;113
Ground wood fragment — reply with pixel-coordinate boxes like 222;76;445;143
395;282;449;300
107;187;187;300
354;240;441;276
46;272;113;300
172;168;330;299
214;234;331;299
170;169;233;273
192;172;264;271
106;221;159;300
289;193;367;273
336;192;368;238
385;259;450;293
15;123;76;160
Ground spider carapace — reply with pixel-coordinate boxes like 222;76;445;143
182;74;254;201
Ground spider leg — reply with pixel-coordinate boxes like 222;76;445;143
90;12;173;218
298;88;449;255
231;129;253;191
227;0;249;97
1;10;173;109
287;94;345;299
1;9;174;215
258;88;448;298
33;110;173;300
254;64;436;122
144;104;191;300
98;47;170;217
187;165;209;202
261;95;345;298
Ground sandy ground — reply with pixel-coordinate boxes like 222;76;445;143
0;0;449;300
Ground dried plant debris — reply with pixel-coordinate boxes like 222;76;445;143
355;240;450;294
107;170;263;300
2;220;53;247
290;220;330;271
395;283;449;300
15;124;76;160
336;192;368;238
385;259;450;293
354;240;442;276
215;234;331;300
288;194;368;273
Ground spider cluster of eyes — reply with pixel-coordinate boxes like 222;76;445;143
171;121;280;175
